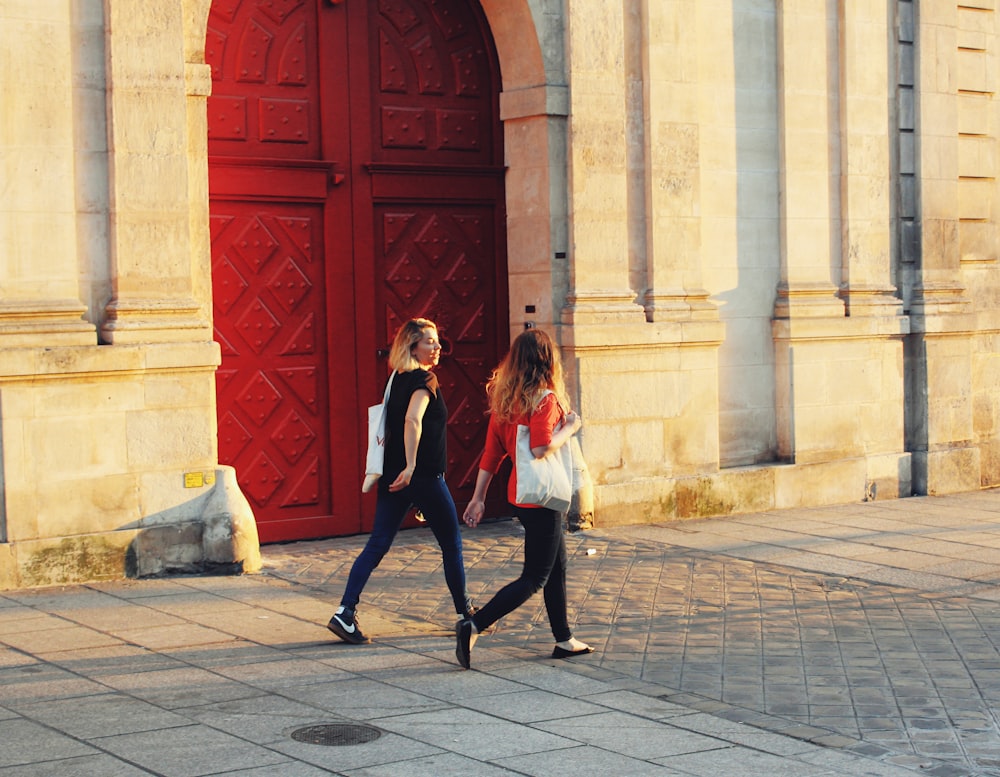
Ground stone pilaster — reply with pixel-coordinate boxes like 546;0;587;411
100;0;211;344
840;0;905;319
772;1;910;500
563;0;638;313
0;2;95;345
499;85;570;335
773;0;844;465
560;0;724;527
906;0;981;494
774;0;845;319
641;0;716;322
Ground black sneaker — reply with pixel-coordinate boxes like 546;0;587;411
327;606;369;644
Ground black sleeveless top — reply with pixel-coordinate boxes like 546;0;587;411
383;369;448;479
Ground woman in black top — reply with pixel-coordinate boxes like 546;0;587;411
327;318;472;643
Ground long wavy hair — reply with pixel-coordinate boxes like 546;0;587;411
486;328;570;422
388;318;437;372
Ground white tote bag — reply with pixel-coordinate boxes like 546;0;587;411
362;372;395;493
514;391;573;511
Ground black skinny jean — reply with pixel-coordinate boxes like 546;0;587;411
469;505;571;642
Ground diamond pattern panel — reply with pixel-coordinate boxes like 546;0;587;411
218;410;254;462
377;204;499;494
235;370;283;425
214;256;249;313
281;456;319;507
382;209;490;341
412;215;454;266
386;251;424;304
211;206;329;524
235;299;281;355
442;253;480;303
271;409;316;464
243;451;283;505
232;218;278;271
276;366;319;412
269;256;312;313
279;313;317;355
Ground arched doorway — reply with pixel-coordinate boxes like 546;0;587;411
207;0;509;543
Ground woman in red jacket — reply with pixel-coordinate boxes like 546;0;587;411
457;328;593;669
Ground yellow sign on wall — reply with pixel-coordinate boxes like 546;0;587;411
184;472;216;489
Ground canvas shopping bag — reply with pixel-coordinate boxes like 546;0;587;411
514;425;573;511
514;391;572;511
362;372;395;493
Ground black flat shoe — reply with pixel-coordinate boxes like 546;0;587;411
551;645;595;659
455;619;475;669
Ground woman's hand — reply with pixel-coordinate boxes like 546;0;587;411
532;411;582;458
463;500;485;527
388;466;414;492
463;469;493;527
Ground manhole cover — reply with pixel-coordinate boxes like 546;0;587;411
290;724;382;746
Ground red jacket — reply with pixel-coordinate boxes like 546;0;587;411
479;392;563;507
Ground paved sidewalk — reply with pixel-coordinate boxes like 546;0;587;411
1;492;1000;775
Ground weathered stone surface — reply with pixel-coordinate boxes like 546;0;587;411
2;0;1000;588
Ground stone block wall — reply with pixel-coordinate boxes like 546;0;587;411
0;0;260;589
3;0;1000;588
0;343;261;590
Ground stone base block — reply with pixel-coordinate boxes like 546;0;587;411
0;466;261;590
592;456;915;528
864;452;913;501
4;530;138;590
979;441;1000;489
913;446;982;495
675;468;776;518
592;478;677;527
0;543;18;590
772;459;867;509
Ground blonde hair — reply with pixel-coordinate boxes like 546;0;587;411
389;318;437;372
486;329;570;422
388;318;438;372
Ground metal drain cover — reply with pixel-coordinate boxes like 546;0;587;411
291;723;382;746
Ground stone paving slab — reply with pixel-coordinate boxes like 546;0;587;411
261;492;1000;776
1;492;1000;775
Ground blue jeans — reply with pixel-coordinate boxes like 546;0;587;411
341;474;471;615
469;505;571;642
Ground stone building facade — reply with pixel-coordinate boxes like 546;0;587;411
1;0;997;588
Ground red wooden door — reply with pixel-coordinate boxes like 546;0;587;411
208;0;508;543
